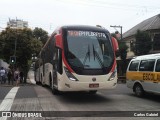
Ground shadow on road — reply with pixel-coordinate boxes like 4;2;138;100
55;91;112;104
128;93;160;103
40;84;111;103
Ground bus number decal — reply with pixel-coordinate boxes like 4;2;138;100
68;31;106;38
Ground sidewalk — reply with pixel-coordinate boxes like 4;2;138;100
0;70;36;87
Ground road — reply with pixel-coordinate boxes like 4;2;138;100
0;70;160;120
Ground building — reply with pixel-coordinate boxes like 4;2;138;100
7;18;28;29
123;14;160;58
116;14;160;78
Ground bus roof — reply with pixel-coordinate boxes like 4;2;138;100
132;53;160;60
61;25;110;33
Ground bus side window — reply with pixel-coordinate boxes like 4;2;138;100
129;60;139;71
155;59;160;72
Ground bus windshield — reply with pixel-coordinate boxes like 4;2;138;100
66;30;114;69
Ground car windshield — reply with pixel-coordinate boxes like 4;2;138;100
66;30;114;69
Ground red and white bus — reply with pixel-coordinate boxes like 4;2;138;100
35;25;119;94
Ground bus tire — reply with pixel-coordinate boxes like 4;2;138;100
52;87;60;95
41;74;45;87
134;84;144;97
41;79;45;87
51;81;60;95
89;90;97;94
36;81;39;85
49;73;52;88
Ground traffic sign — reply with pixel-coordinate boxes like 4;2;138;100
10;56;16;64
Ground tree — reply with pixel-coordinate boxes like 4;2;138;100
33;27;49;45
0;27;43;82
119;42;128;60
133;30;152;56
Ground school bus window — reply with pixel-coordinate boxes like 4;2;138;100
139;59;155;71
155;59;160;72
129;60;139;71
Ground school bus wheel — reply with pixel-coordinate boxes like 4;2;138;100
133;83;144;97
89;90;97;94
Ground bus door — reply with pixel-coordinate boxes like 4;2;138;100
53;47;62;86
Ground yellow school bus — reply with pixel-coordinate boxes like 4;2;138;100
126;54;160;97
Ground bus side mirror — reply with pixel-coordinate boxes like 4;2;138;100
55;34;63;49
112;37;119;53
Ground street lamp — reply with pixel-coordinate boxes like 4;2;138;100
110;25;123;40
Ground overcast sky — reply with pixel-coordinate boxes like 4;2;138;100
0;0;159;34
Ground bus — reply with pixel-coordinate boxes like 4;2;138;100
35;25;119;94
126;54;160;97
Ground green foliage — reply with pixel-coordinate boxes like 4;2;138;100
33;27;48;45
0;27;45;82
134;30;152;56
119;42;128;60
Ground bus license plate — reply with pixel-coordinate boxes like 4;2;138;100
89;83;99;88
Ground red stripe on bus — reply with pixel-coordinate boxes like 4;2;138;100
57;33;74;73
110;59;116;72
62;50;74;73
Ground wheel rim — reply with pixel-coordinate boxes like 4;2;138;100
135;86;142;96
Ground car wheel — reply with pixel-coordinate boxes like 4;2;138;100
134;84;144;97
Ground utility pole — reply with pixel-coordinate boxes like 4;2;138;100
14;38;17;56
110;25;123;40
12;29;18;66
14;29;20;56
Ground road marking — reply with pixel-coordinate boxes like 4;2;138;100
0;87;19;119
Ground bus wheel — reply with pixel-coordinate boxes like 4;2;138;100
134;84;144;97
41;82;45;87
52;86;60;95
51;76;60;95
41;74;45;87
89;90;97;94
36;81;39;85
49;73;52;88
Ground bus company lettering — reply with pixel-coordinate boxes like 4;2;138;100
68;31;106;38
143;73;160;81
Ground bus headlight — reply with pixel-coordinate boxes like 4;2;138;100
108;69;117;81
64;67;78;81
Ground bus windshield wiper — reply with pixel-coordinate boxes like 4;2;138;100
92;44;105;68
83;44;90;66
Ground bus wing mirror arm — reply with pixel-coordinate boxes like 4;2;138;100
111;37;119;56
